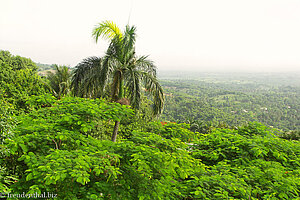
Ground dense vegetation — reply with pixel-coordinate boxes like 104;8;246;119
1;94;299;199
1;22;300;199
0;50;48;112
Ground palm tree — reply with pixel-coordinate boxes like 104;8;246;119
47;65;71;99
72;21;164;142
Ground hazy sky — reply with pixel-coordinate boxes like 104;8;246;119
1;0;300;72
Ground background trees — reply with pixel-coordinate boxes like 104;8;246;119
159;75;300;132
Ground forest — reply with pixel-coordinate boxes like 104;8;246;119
159;71;300;133
1;21;300;200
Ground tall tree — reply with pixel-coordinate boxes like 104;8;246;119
72;21;164;142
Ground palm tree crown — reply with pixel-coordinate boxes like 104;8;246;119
72;21;164;115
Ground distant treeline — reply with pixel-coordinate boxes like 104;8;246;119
36;63;56;71
159;74;300;132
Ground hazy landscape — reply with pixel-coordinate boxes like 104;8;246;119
1;0;300;199
159;71;300;130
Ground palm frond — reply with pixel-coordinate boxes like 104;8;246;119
122;25;136;64
99;55;118;94
92;21;123;43
46;65;71;98
124;69;141;110
141;72;164;115
135;56;157;77
71;56;101;97
80;70;100;98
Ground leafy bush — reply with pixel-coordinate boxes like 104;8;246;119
185;123;300;199
3;96;200;199
0;93;17;194
3;96;133;199
146;121;196;142
2;95;299;199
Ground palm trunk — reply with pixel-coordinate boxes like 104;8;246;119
111;75;124;142
111;121;120;142
118;77;124;99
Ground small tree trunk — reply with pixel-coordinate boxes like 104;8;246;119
118;78;124;99
111;121;120;142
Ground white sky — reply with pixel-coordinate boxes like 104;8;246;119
1;0;300;72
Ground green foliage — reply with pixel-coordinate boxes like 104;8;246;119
46;65;72;98
117;96;155;139
25;93;57;110
109;132;200;199
237;121;279;137
3;95;197;199
92;20;123;42
0;50;37;72
3;96;133;199
146;121;196;142
0;93;16;144
0;50;48;111
2;94;299;199
0;92;18;194
185;123;300;199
